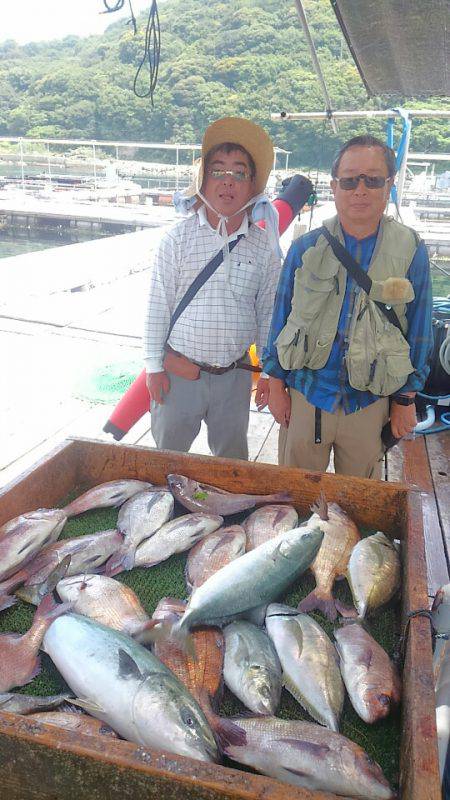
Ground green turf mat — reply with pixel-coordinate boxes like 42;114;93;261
0;496;401;789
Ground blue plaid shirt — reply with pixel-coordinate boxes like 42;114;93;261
262;224;433;414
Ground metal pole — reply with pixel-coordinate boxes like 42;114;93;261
47;142;52;186
395;122;412;214
93;144;97;191
19;138;25;191
176;146;179;191
293;0;338;134
286;152;289;171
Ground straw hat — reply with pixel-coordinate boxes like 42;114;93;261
186;117;274;199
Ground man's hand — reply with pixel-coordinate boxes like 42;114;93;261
146;371;170;405
390;400;417;439
255;377;269;410
268;377;291;428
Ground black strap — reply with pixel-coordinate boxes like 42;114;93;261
321;227;404;333
314;407;322;444
167;235;243;338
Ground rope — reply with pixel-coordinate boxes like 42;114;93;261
393;608;434;666
133;0;161;105
101;0;137;32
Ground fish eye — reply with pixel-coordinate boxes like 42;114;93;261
181;707;196;728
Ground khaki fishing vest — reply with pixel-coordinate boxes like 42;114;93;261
275;215;418;396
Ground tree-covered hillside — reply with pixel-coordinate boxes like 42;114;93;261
0;0;448;167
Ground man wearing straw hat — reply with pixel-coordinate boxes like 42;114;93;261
143;117;281;459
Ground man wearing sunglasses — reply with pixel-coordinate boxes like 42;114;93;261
143;117;282;459
263;134;433;478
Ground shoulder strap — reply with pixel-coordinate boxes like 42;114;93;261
167;234;243;338
321;226;403;333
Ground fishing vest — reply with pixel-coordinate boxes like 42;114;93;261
275;215;418;397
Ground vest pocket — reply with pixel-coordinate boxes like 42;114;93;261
275;321;308;370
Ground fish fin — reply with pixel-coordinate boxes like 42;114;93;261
70;697;105;715
310;492;328;521
21;556;72;605
0;594;17;611
263;491;293;504
210;715;247;751
27;657;42;683
132;618;166;644
335;598;358;618
35;594;72;624
118;649;145;681
298;588;337;621
103;551;127;577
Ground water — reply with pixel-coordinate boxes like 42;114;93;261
0;226;116;259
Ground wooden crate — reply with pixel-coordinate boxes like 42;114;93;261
0;437;441;800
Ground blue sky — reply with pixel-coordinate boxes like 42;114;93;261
1;0;154;44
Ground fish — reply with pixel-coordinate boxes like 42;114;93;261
223;620;282;715
0;508;67;592
170;525;323;641
345;532;401;618
43;613;218;763
334;622;401;724
243;505;299;551
62;479;155;517
434;636;450;781
133;513;223;569
265;604;344;731
153;598;224;714
104;490;174;574
211;715;395;799
28;711;119;738
3;529;123;605
432;583;450;670
185;525;246;593
56;574;154;639
0;692;72;715
0;594;71;692
167;474;293;515
298;495;360;621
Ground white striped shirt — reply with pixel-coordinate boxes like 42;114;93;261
143;207;281;372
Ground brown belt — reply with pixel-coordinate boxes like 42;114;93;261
194;356;262;375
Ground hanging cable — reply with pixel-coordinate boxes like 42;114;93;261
101;0;136;30
133;0;161;105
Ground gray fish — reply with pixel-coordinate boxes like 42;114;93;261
185;525;246;593
134;513;223;569
334;622;401;724
3;530;122;605
243;505;299;551
43;613;218;763
105;490;174;574
265;604;344;731
211;715;395;799
56;574;153;639
170;525;323;640
346;532;401;618
167;474;293;515
62;479;155;517
28;711;119;738
0;509;67;588
0;692;72;715
223;621;282;715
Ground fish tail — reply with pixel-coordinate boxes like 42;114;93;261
35;593;72;625
265;491;293;504
103;549;128;577
298;588;337;621
0;593;17;611
335;598;358;618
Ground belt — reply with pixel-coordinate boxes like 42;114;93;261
194;355;262;376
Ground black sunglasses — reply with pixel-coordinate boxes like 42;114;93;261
335;174;391;190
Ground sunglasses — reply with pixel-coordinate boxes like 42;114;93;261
335;174;391;190
209;169;251;182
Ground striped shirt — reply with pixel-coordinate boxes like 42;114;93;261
143;207;281;372
262;223;433;414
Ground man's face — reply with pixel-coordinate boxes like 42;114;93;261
202;148;256;219
331;145;393;234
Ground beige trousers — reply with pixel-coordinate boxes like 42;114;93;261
278;389;389;479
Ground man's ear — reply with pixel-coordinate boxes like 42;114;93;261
330;178;337;196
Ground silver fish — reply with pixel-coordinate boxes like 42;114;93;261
212;715;395;799
4;530;122;605
223;621;281;715
171;525;323;639
105;490;174;574
0;692;72;715
185;525;246;593
432;583;450;672
43;613;218;763
167;474;293;515
62;479;155;517
56;574;153;639
346;532;401;618
434;636;450;781
0;595;71;692
265;604;344;731
29;711;119;738
334;622;401;724
0;509;67;587
134;513;223;569
243;505;299;551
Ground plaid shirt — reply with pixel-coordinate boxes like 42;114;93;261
262;223;433;414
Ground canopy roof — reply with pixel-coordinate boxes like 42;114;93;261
330;0;450;97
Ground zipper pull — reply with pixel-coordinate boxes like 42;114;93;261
292;330;300;346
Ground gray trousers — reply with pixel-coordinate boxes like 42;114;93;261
150;367;252;460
